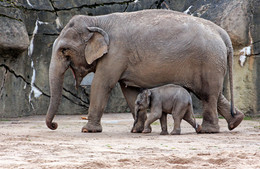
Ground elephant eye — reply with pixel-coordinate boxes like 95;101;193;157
61;48;67;53
61;48;71;61
65;55;70;61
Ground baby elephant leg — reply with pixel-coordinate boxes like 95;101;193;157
160;113;169;135
143;109;162;133
183;104;201;133
171;117;182;135
171;105;185;135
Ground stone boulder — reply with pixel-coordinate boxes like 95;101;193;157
0;17;29;57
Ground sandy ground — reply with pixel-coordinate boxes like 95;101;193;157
0;113;260;169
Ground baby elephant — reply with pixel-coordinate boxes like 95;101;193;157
135;84;201;135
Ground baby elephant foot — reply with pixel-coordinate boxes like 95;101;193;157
170;128;181;135
160;130;169;135
142;127;152;134
82;122;102;133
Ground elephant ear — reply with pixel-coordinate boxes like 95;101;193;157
85;27;109;65
144;89;152;106
145;89;152;97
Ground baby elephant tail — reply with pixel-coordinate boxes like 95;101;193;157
191;110;201;133
187;101;201;133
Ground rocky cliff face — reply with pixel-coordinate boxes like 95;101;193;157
0;0;259;117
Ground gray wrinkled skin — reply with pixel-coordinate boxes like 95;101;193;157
135;84;201;135
46;9;244;133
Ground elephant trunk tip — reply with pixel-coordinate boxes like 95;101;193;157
46;119;58;130
195;124;202;133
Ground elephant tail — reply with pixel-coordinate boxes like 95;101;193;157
219;27;235;117
188;98;201;132
226;39;236;117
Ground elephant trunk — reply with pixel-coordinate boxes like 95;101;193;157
133;107;140;126
46;52;68;130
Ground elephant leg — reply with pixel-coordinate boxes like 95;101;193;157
82;81;112;132
143;108;162;133
119;84;146;133
200;96;220;133
171;117;182;135
183;106;201;133
170;106;184;135
217;94;244;130
82;66;121;133
160;113;169;135
119;84;140;119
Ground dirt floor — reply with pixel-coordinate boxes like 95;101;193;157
0;113;260;169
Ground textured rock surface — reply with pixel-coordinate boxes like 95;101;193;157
0;17;29;57
0;0;259;117
251;0;260;114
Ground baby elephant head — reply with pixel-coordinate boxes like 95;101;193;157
135;89;152;118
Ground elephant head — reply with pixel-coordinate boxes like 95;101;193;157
134;89;151;125
46;16;110;130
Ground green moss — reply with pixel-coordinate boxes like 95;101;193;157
0;0;16;7
151;121;160;125
189;147;197;150
106;144;112;148
217;116;259;121
0;119;10;121
195;115;203;119
243;116;253;120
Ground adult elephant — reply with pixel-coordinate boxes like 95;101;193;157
46;9;244;133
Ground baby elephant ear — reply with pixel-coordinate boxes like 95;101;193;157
145;89;152;106
85;27;109;65
146;89;152;97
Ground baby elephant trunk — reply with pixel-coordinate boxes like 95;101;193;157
133;108;140;127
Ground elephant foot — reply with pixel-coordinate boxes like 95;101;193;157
227;110;244;130
160;130;169;135
131;126;144;133
81;122;102;133
131;128;142;133
195;124;202;133
199;121;220;133
170;129;181;135
131;122;145;133
142;127;152;134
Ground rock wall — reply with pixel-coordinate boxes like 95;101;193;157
0;0;259;118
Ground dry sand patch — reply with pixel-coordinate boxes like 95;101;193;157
0;113;259;168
